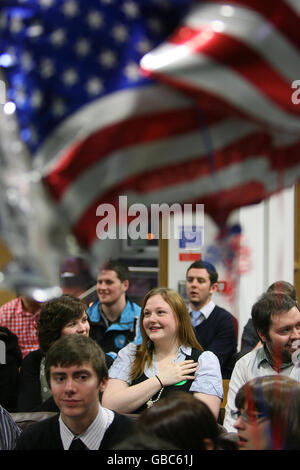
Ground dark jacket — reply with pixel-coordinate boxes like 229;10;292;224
0;326;22;411
193;306;237;379
14;411;133;450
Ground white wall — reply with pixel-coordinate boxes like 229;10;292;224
236;186;294;346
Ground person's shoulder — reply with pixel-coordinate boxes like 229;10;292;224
213;305;233;317
211;306;237;331
120;301;141;322
87;299;100;312
113;411;135;422
127;300;141;313
0;326;22;357
87;300;100;322
234;346;262;368
22;348;42;365
17;413;59;437
14;414;59;449
119;341;138;356
20;349;42;376
243;318;254;328
0;404;14;422
0;297;20;307
109;341;137;363
0;297;20;313
0;325;17;339
111;411;136;430
200;349;219;360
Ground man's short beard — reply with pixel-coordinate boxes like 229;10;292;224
266;340;292;366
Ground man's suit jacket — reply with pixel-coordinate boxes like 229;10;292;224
194;305;238;379
14;411;133;450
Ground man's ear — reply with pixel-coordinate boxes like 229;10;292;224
257;330;266;343
99;376;108;393
122;279;129;293
209;282;219;295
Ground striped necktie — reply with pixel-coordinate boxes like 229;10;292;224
191;311;204;327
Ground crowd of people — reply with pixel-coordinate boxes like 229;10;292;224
0;255;299;451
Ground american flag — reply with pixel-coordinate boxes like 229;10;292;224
0;0;300;255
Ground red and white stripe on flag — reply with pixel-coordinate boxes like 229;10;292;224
41;0;300;250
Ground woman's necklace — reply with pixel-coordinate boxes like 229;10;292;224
146;353;164;408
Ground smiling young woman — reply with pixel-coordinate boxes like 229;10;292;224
101;287;223;419
17;295;112;412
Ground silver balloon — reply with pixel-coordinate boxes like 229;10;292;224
0;94;77;299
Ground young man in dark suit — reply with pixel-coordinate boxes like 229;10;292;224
15;334;133;450
185;260;238;379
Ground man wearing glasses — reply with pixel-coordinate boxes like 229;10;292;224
223;291;300;433
231;375;300;450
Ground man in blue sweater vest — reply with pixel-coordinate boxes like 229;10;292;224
185;260;237;379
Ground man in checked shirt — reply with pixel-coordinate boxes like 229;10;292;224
0;295;42;358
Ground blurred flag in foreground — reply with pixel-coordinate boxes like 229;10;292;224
0;0;299;272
